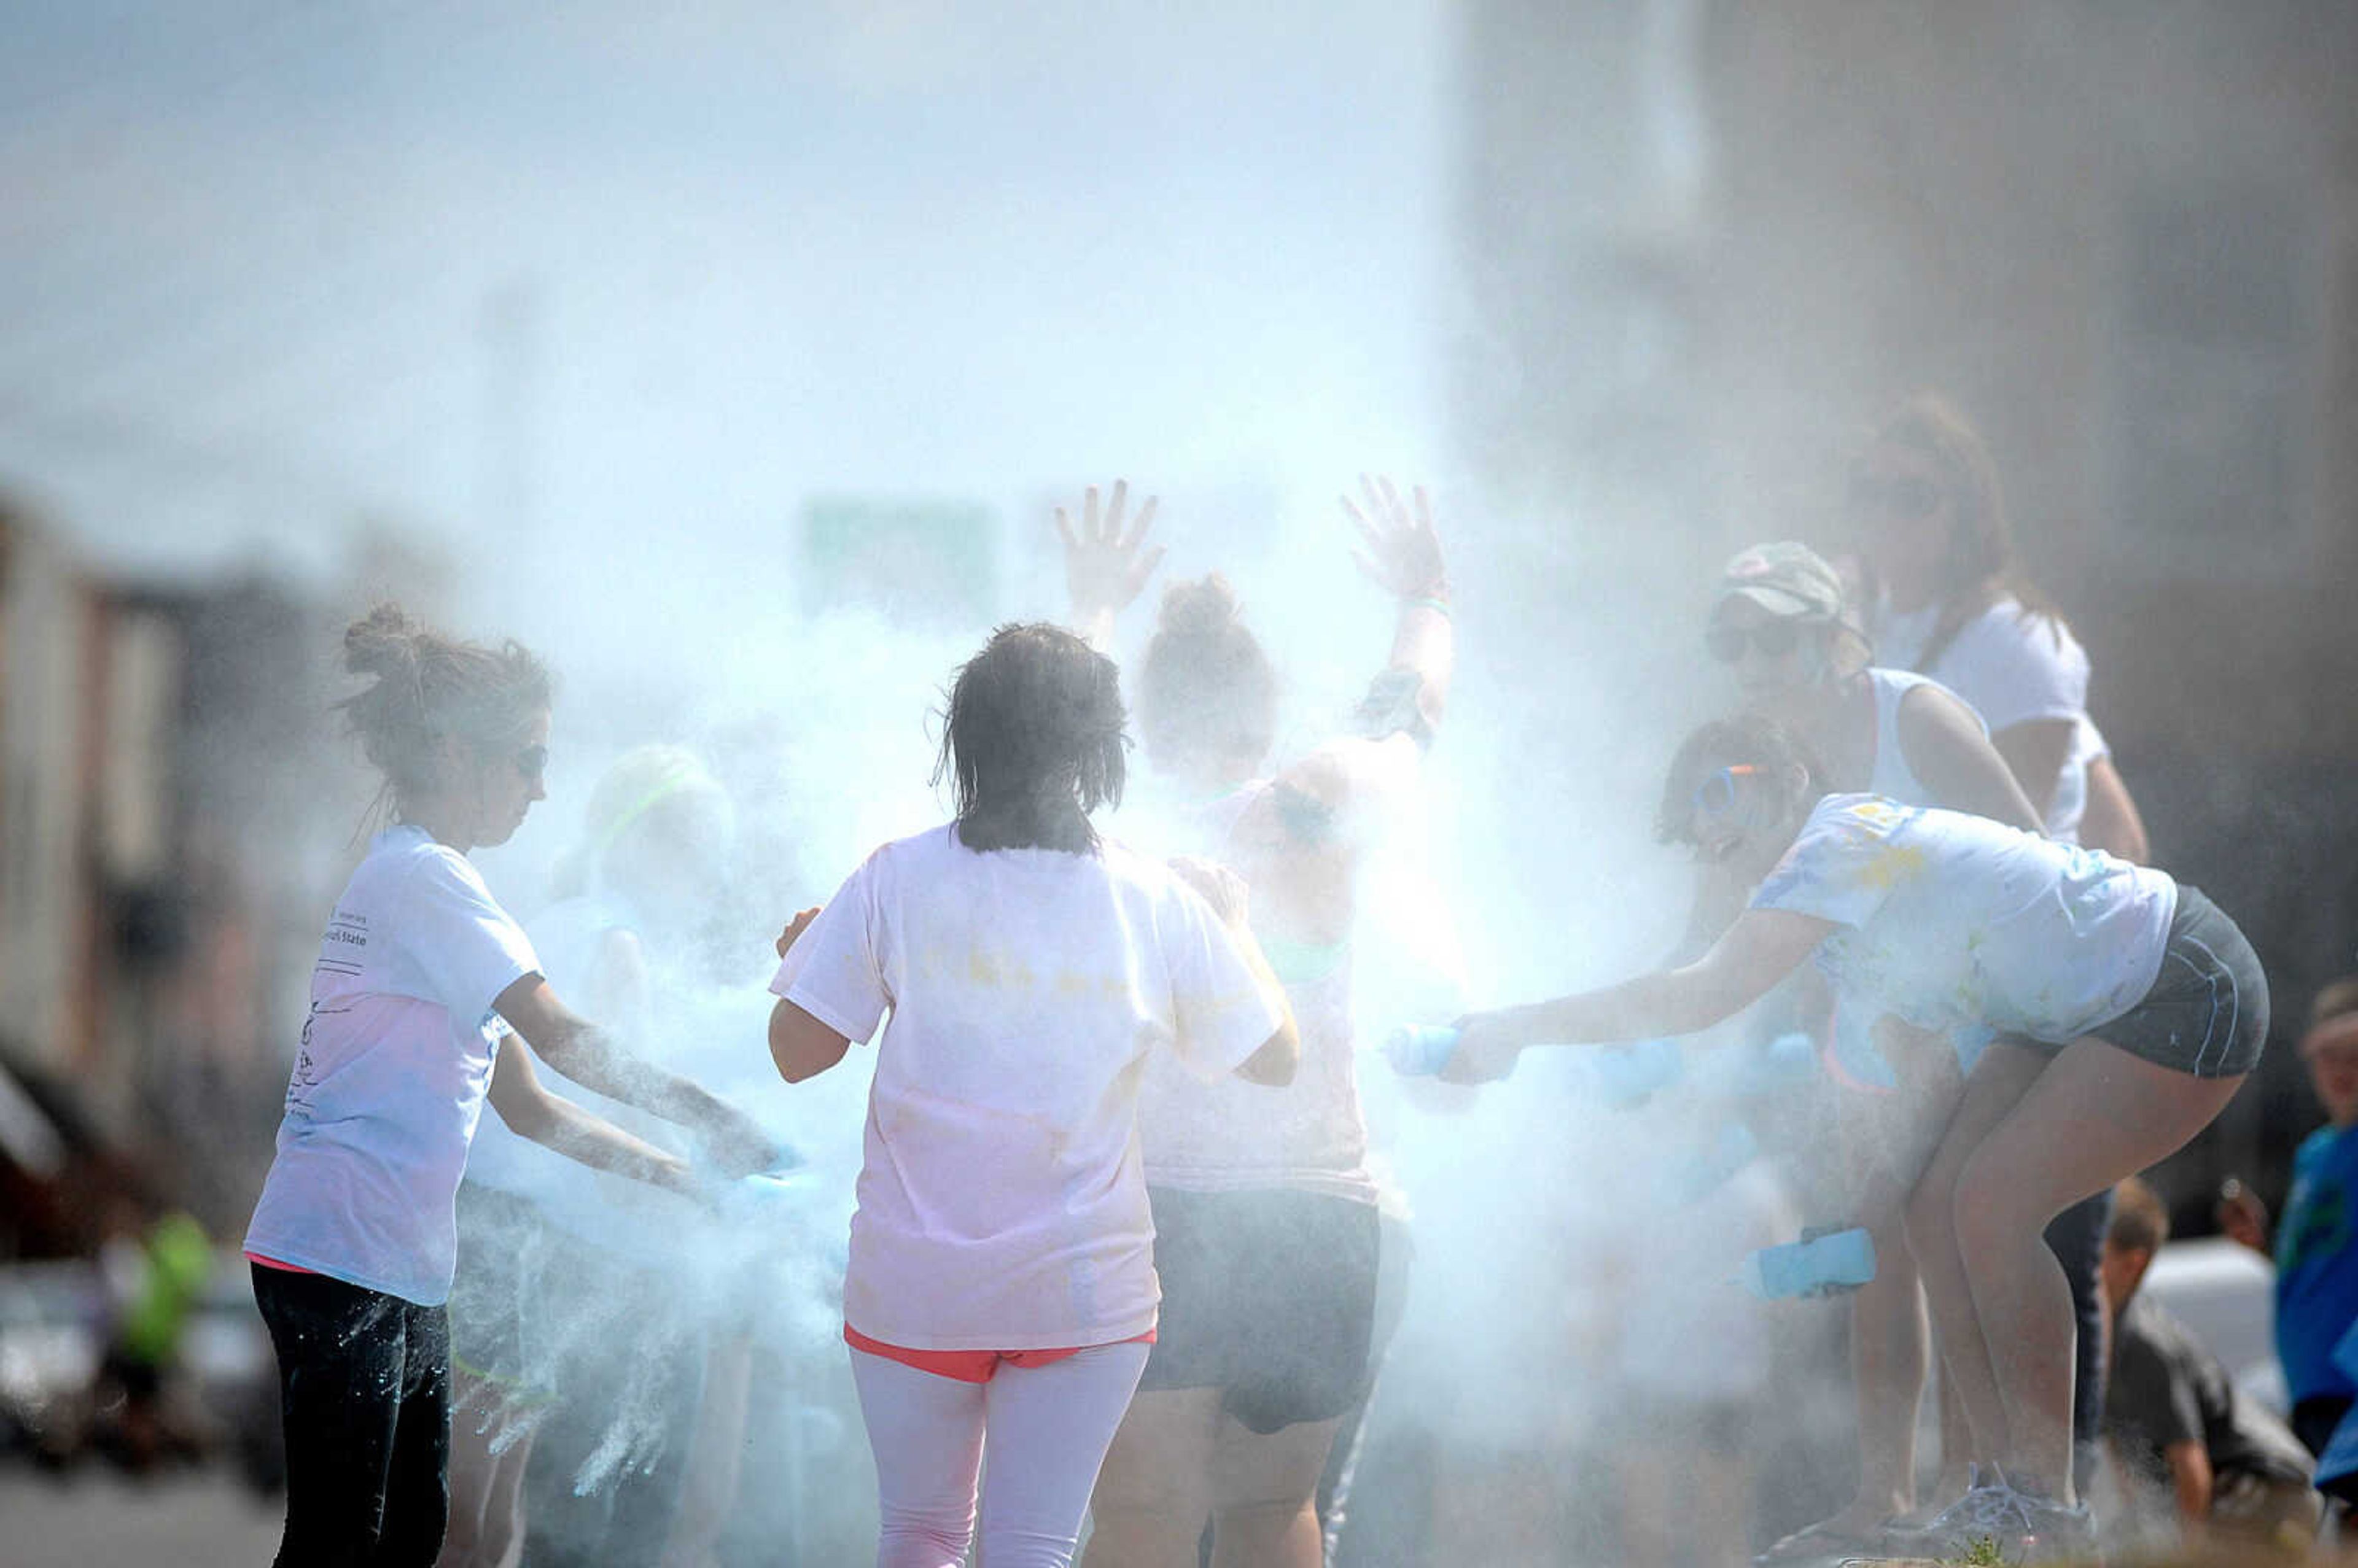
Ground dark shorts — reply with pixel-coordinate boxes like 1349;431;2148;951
446;1182;555;1400
1138;1187;1380;1435
2090;885;2270;1078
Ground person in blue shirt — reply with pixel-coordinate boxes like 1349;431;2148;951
2271;979;2358;1457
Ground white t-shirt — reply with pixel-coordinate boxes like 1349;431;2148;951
246;826;541;1305
1874;594;2093;842
771;823;1284;1351
1751;795;2176;1046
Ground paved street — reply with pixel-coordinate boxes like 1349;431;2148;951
0;1462;282;1567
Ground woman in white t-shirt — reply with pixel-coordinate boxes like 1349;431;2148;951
1053;478;1449;1568
1444;715;2267;1563
243;606;778;1568
766;621;1298;1568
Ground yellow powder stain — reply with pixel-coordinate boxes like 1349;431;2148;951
1855;844;1929;890
1055;971;1090;996
968;951;1003;987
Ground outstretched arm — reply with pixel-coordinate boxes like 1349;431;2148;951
1439;907;1834;1084
485;1033;697;1195
1056;478;1164;651
494;975;780;1175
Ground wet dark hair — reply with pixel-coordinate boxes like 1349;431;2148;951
1654;713;1827;845
1137;575;1277;769
935;622;1128;854
338;603;551;818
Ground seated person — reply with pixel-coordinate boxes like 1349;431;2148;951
2101;1177;2319;1553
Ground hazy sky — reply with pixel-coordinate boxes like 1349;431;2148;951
0;1;1451;604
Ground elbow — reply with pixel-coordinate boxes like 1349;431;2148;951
1235;1017;1301;1087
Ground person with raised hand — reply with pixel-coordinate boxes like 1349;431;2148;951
243;605;779;1568
1069;475;1450;1568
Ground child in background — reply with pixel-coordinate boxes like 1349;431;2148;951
243;605;777;1568
766;622;1298;1568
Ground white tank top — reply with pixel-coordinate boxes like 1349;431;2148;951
1864;667;1973;809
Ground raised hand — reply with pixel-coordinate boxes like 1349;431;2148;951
774;906;820;960
1342;475;1446;600
1056;479;1165;637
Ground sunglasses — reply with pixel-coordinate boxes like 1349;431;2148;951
1706;621;1802;664
1691;763;1762;821
1848;472;1945;519
513;743;549;786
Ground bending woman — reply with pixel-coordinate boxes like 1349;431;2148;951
243;606;777;1568
1447;714;2265;1564
1066;477;1450;1568
766;622;1299;1568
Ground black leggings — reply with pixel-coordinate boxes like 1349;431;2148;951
252;1264;451;1568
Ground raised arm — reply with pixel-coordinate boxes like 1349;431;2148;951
493;974;780;1175
1343;475;1453;733
1056;478;1164;651
1439;907;1834;1084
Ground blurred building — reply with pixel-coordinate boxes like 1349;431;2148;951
0;494;381;1251
1453;0;2358;1192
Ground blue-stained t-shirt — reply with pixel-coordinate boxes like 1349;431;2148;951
2277;1122;2358;1405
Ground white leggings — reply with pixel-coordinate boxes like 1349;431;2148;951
849;1341;1151;1568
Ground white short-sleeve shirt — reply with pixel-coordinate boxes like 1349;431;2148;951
771;824;1283;1351
1751;795;2175;1046
1875;595;2093;840
245;826;541;1305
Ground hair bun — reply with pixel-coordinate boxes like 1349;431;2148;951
1156;575;1243;639
343;602;421;681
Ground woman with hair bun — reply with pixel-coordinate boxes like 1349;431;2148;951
1061;478;1451;1568
243;606;778;1568
766;621;1298;1568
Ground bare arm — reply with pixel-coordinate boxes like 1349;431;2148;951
2080;751;2151;863
1896;686;2043;831
1440;907;1835;1084
1056;479;1163;651
493;974;778;1175
1167;856;1299;1087
485;1034;695;1195
1991;717;2077;824
768;999;853;1084
2163;1438;2214;1521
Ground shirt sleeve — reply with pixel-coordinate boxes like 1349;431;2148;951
1948;608;2090;735
401;848;541;1024
2112;1319;2205;1451
770;853;890;1044
1159;881;1286;1084
1748;799;1909;930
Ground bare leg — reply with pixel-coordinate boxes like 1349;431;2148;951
1902;1042;2051;1472
1207;1415;1339;1568
437;1370;514;1568
478;1426;539;1568
1084;1387;1222;1568
1950;1041;2243;1500
660;1333;755;1568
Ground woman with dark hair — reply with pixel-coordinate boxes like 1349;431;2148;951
243;605;777;1568
1446;715;2267;1563
1848;391;2147;1504
765;621;1298;1568
1060;478;1450;1568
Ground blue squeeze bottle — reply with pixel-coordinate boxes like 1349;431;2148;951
1382;1023;1461;1077
1740;1226;1877;1300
